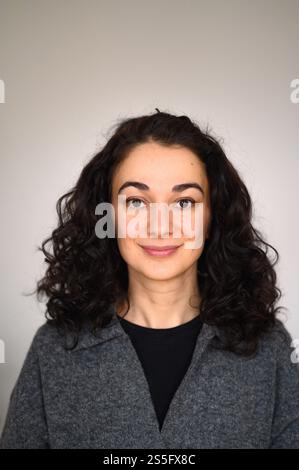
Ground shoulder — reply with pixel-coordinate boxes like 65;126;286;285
258;318;298;367
29;321;71;356
260;318;294;347
29;318;111;356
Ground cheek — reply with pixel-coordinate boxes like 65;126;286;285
114;208;143;262
182;206;208;248
116;236;138;263
181;245;203;265
186;204;210;242
114;203;147;237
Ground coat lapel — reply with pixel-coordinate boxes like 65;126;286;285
69;304;219;446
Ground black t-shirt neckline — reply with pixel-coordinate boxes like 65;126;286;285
117;313;202;335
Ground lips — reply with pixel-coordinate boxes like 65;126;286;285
139;244;182;257
140;245;181;250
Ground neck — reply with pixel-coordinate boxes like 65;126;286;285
115;265;201;328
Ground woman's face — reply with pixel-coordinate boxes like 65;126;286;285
111;141;211;281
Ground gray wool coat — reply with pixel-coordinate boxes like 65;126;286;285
1;305;299;449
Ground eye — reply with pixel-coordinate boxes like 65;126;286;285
126;198;146;209
175;198;195;209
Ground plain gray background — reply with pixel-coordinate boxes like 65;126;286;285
0;0;298;434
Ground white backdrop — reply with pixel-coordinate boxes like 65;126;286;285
0;0;298;433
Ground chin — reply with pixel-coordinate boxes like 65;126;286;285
138;266;183;281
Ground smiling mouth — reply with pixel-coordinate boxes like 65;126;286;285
138;244;182;257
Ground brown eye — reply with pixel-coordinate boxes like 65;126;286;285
176;198;195;209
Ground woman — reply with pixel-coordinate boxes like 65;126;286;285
1;110;299;449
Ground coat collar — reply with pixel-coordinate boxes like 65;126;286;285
68;304;221;352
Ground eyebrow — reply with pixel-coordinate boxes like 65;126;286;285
117;181;205;196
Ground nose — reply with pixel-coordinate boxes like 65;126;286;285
147;202;174;240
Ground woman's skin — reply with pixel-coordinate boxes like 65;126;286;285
111;141;211;329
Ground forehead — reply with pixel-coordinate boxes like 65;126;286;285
112;141;208;189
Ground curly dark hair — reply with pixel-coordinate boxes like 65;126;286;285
27;109;286;356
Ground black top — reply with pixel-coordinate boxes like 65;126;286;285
118;313;203;431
